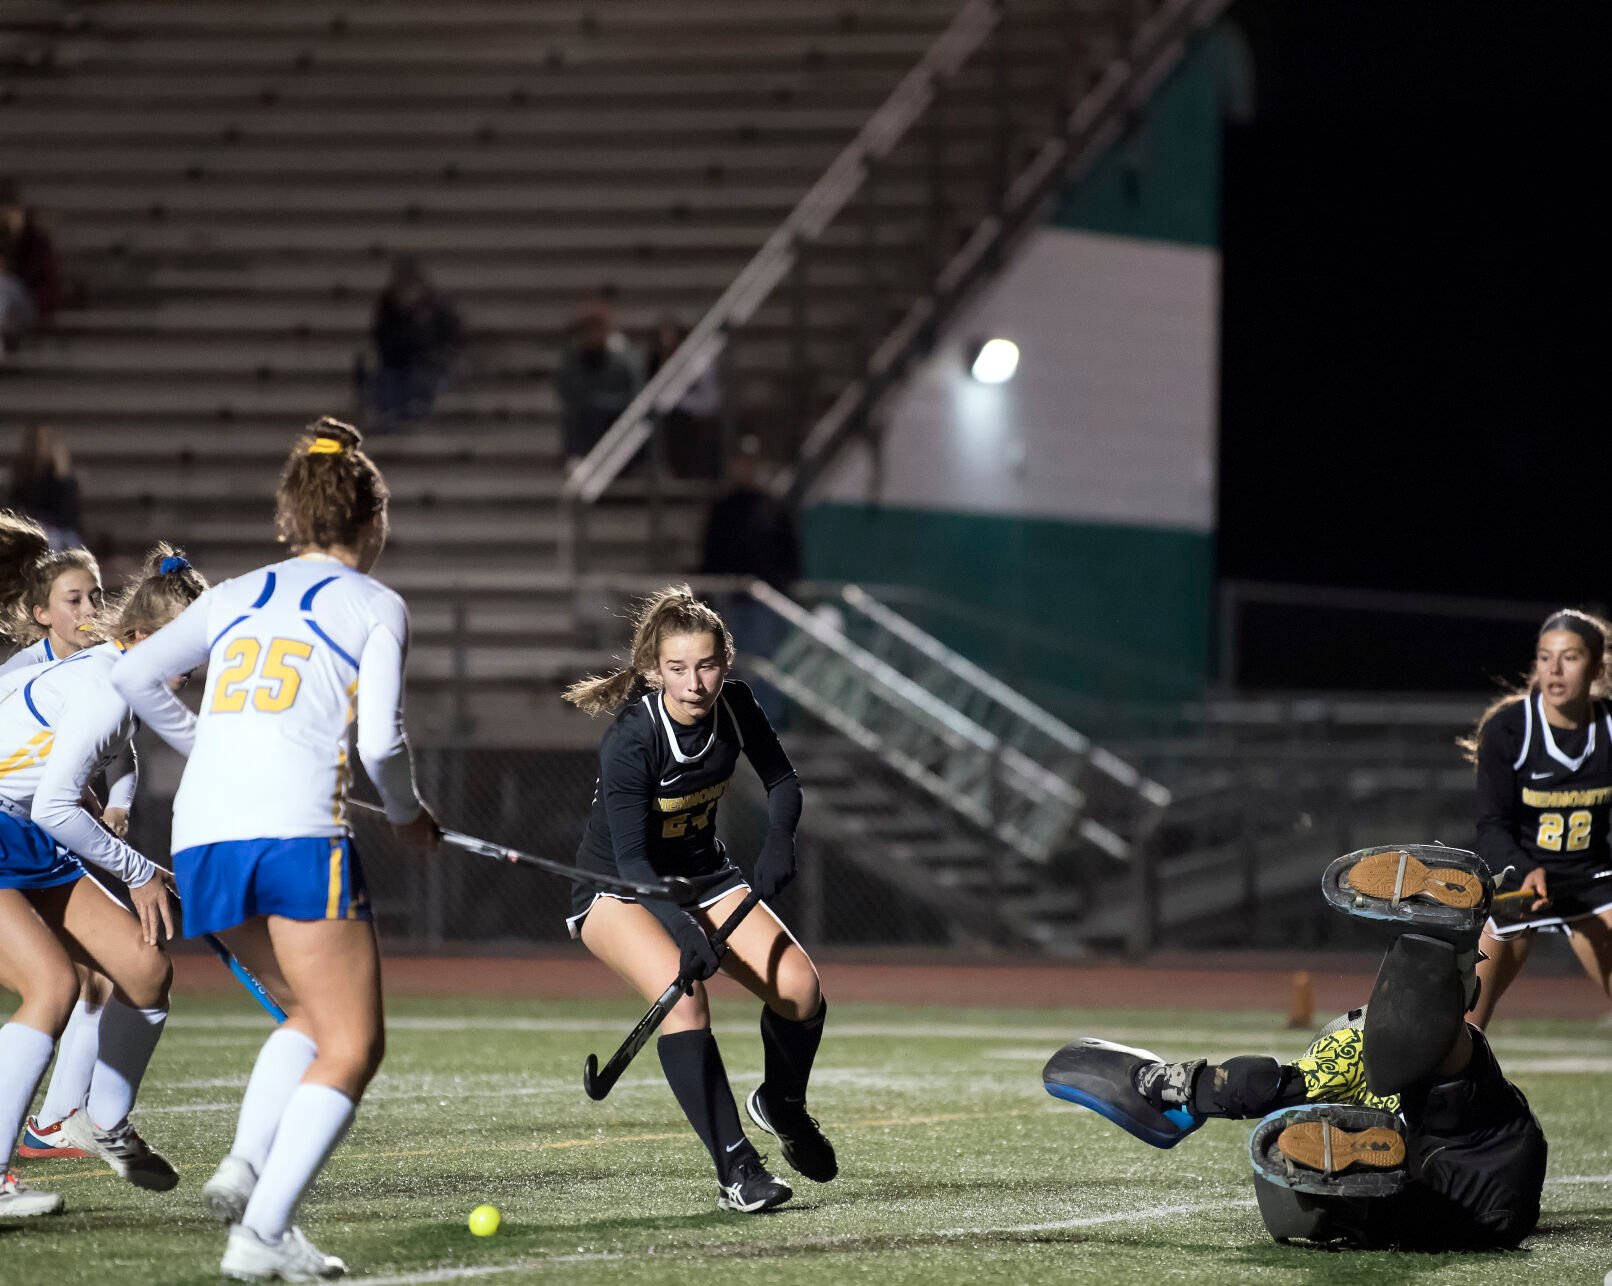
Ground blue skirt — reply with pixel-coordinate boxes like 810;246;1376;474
173;835;371;937
0;809;85;891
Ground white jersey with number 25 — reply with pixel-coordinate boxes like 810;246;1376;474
111;552;422;853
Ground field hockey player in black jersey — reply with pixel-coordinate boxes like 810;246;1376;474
562;585;835;1214
1462;608;1612;1025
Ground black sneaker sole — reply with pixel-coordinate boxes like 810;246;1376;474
745;1087;839;1183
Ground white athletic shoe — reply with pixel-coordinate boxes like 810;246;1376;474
203;1154;259;1223
221;1223;347;1282
59;1111;179;1191
0;1169;64;1218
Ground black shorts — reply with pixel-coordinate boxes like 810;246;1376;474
1487;860;1612;939
565;861;747;939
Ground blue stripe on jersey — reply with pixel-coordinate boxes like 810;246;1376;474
306;618;359;669
21;649;96;728
299;575;339;611
250;572;277;609
42;639;54;660
209;613;251;652
22;679;49;728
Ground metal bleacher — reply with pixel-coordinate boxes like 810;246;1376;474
2;0;1223;749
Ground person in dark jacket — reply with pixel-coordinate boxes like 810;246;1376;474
361;256;463;431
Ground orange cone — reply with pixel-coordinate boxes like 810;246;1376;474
1285;970;1314;1030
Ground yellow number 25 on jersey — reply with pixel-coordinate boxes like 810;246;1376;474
210;637;314;714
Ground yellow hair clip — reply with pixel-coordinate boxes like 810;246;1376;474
307;437;345;455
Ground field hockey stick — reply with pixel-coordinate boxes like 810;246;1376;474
582;886;764;1102
348;799;700;904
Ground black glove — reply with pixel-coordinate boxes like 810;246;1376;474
752;828;797;901
652;905;721;986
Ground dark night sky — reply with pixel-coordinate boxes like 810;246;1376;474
1216;2;1609;688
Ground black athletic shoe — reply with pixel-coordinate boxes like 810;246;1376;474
717;1153;792;1213
745;1086;838;1183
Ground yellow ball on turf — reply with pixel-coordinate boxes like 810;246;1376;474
468;1204;501;1237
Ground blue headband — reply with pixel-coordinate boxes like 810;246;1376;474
159;555;190;575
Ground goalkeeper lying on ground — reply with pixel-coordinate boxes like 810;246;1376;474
1044;845;1548;1249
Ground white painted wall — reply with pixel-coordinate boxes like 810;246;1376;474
815;226;1218;532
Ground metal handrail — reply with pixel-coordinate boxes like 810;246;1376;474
839;585;1171;806
560;0;1001;518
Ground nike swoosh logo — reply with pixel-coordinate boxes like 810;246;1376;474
660;774;683;787
1530;772;1553;780
724;1139;744;1152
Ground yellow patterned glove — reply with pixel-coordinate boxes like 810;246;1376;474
1295;1025;1401;1114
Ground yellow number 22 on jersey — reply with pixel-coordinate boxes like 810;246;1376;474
210;637;315;714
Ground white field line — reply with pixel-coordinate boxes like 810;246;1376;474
348;1199;1262;1285
161;1014;1612;1057
138;1065;1052;1118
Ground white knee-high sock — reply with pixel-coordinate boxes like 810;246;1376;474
36;998;104;1127
241;1084;355;1241
0;1022;57;1170
230;1027;318;1170
86;998;167;1130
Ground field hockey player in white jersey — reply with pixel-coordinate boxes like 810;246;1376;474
0;513;130;1163
113;418;439;1283
0;543;208;1218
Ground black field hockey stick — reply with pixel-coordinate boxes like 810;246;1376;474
349;800;699;904
582;886;764;1101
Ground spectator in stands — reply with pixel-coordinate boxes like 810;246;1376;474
0;190;65;324
557;294;644;471
360;255;463;432
699;437;801;719
0;248;35;357
7;425;83;549
647;314;723;479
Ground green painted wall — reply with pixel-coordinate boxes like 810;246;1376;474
1052;30;1231;249
803;503;1211;708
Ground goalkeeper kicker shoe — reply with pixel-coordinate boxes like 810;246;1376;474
18;1111;94;1159
60;1111;179;1191
746;1085;838;1182
1323;845;1493;940
1250;1104;1407;1198
717;1153;793;1213
0;1169;63;1218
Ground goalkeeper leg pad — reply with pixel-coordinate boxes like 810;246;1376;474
1042;1038;1202;1149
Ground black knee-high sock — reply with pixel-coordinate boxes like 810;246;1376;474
760;999;826;1106
657;1029;757;1181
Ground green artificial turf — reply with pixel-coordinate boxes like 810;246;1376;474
2;993;1608;1284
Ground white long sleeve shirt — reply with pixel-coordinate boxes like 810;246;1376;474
1;640;137;810
110;553;422;852
0;643;156;887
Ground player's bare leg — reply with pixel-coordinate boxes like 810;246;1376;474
1470;928;1531;1029
221;917;378;1279
701;889;837;1183
38;878;177;1189
0;888;77;1218
1565;912;1612;1003
581;895;791;1212
202;918;311;1225
23;965;114;1158
581;896;709;1031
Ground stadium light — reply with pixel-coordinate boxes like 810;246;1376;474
968;337;1019;384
